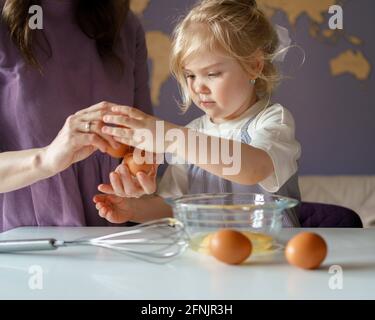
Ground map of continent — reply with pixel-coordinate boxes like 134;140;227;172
330;50;370;80
259;0;337;25
258;0;371;81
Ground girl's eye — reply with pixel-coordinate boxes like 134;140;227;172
208;72;221;78
185;74;195;80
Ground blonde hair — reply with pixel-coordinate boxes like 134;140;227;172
170;0;280;112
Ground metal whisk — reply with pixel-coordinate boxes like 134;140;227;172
0;218;189;263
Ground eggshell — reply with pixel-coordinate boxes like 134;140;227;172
209;229;252;265
285;232;327;270
124;153;153;176
106;144;133;158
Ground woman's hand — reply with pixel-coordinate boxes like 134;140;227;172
42;101;121;175
93;194;135;223
97;154;159;198
101;105;179;154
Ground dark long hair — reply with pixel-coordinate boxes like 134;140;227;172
1;0;130;70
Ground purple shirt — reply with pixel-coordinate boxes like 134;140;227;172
0;1;152;231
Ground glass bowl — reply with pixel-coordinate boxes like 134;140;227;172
166;193;299;255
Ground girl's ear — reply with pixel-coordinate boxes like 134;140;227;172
249;50;265;79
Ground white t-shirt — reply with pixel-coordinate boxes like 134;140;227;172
157;99;301;198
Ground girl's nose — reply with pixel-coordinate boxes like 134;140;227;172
193;79;210;94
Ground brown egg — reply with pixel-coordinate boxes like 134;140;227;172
285;232;327;270
106;144;133;158
209;229;252;265
124;153;154;176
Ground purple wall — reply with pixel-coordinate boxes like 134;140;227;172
141;0;375;175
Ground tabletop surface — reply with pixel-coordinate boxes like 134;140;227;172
0;226;374;300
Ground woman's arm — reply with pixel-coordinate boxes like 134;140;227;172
0;101;120;194
0;148;53;193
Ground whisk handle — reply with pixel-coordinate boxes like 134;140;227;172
0;239;58;253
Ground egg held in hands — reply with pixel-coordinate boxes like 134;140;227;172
106;144;133;158
123;153;154;176
101;121;133;158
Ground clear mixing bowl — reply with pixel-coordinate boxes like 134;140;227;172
166;193;299;254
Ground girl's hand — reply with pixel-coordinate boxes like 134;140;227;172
93;194;134;223
42;101;120;175
101;105;178;154
97;157;159;198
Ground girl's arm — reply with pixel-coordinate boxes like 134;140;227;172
94;194;173;224
168;127;274;186
130;195;173;222
101;105;274;187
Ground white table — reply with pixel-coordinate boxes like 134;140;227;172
0;227;374;300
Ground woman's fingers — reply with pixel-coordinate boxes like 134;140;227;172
80;110;107;122
113;136;132;146
75;101;116;115
67;102;148;155
88;121;121;150
75;133;108;153
73;103;125;152
67;115;110;152
76;120;120;150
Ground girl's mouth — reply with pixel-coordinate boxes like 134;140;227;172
200;101;216;108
